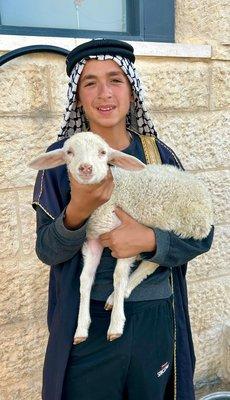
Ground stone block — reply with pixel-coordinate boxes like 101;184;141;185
136;59;209;111
194;170;230;226
187;226;229;281
0;319;47;388
0;377;41;400
0;65;50;115
1;52;68;114
15;52;67;68
47;63;69;113
220;323;230;383
188;277;229;333
211;43;230;62
18;187;37;256
193;327;223;382
175;0;230;60
152;110;229;170
0;116;61;189
0;259;49;325
0;260;21;325
0;192;19;259
211;61;230;109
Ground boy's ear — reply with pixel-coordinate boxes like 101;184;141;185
28;149;66;170
108;149;146;171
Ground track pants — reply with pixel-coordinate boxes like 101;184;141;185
62;297;174;400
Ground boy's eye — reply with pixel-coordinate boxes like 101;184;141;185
85;81;95;87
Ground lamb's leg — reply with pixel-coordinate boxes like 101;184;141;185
125;260;159;298
73;238;103;345
107;257;136;341
106;261;159;308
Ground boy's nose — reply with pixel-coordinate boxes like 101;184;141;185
78;163;93;175
98;83;112;98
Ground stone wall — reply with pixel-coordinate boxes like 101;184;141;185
0;0;229;398
175;0;230;394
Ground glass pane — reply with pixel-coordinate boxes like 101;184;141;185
0;0;127;32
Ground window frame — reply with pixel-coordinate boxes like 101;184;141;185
0;0;175;42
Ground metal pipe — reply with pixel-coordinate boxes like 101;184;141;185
0;45;69;68
200;392;230;400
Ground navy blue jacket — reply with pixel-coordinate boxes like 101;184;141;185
32;134;214;400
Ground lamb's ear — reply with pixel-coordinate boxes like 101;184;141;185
108;149;146;171
28;149;66;170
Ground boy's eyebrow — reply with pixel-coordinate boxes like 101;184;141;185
81;71;124;81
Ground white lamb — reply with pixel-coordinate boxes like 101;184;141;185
30;131;213;344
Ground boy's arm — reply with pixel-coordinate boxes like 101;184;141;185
35;206;87;265
141;225;214;267
34;168;115;266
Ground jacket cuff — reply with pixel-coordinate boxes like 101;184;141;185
141;228;170;266
54;208;88;243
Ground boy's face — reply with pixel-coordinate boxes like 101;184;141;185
77;59;132;133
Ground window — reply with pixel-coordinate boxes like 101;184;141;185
0;0;174;42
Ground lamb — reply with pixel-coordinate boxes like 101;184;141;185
29;131;213;344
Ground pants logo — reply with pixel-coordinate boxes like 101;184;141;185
157;362;170;377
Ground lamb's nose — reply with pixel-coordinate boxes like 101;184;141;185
78;163;92;174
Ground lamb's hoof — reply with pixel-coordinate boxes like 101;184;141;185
104;302;113;311
105;293;114;310
73;336;87;345
107;333;122;341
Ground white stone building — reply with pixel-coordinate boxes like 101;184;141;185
0;1;229;398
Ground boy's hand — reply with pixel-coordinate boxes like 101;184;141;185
64;171;114;229
99;207;156;258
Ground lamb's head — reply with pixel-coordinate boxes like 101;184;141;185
29;131;146;184
62;132;111;184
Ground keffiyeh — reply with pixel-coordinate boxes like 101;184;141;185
58;54;157;140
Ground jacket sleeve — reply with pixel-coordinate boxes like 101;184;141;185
35;205;87;265
141;225;214;267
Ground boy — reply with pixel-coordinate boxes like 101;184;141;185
33;38;214;400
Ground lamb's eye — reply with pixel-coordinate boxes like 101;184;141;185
99;149;106;156
67;149;74;156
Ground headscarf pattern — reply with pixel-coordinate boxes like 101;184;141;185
58;54;157;140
